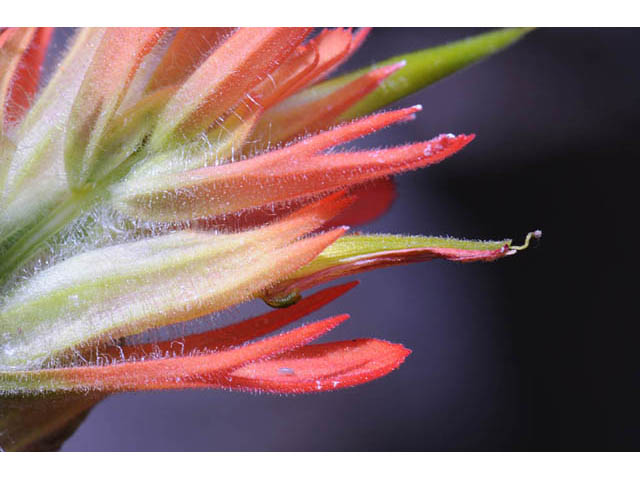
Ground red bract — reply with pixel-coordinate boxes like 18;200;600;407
14;283;412;393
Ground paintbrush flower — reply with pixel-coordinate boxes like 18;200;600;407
0;27;535;450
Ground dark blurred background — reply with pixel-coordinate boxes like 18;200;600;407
60;28;636;451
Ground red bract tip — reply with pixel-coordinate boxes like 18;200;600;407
300;28;353;86
220;339;411;394
0;27;53;130
349;27;373;54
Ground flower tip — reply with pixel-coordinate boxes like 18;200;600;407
399;344;412;359
366;61;407;84
343;279;361;289
460;133;476;147
454;133;476;142
439;133;476;150
377;340;412;372
325;225;351;240
333;312;351;325
315;313;351;334
386;60;407;74
403;105;423;121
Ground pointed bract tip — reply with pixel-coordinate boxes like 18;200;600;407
386;60;406;74
397;344;413;360
342;279;360;289
439;133;476;149
365;61;406;84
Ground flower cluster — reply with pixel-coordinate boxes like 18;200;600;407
0;27;533;450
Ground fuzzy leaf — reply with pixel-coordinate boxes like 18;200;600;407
264;233;513;301
64;28;167;188
15;29;106;138
0;29;106;248
150;28;312;149
0;197;348;369
106;281;358;360
115;106;420;219
130;103;261;179
113;118;466;223
219;338;411;393
87;86;176;180
0;315;349;393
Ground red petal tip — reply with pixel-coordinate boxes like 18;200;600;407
223;338;411;394
378;61;406;77
434;133;475;150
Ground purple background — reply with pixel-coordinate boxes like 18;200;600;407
56;28;634;451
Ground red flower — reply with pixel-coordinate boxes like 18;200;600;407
0;28;536;451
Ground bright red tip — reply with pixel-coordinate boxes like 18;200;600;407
221;339;411;393
0;27;53;130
